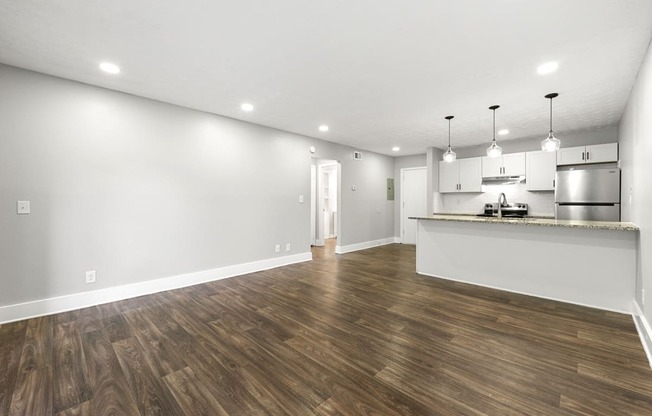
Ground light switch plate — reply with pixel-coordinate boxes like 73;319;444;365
17;201;30;215
299;195;304;203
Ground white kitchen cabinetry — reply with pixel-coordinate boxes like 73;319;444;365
526;150;557;191
439;157;482;193
482;153;526;177
557;143;618;165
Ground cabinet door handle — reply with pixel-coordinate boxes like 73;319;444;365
582;152;585;161
553;179;555;187
586;151;590;160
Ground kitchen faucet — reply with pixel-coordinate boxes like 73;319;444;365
497;193;507;219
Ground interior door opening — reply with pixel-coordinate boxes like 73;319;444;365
311;159;339;251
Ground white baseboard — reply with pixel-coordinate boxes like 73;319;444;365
0;252;312;324
335;237;396;254
394;236;402;244
633;301;652;369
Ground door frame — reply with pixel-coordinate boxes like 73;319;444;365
312;159;340;247
400;166;427;244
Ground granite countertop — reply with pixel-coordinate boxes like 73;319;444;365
409;213;639;231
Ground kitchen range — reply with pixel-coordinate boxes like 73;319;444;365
476;200;528;218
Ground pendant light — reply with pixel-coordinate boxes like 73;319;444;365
442;115;456;163
541;93;561;152
486;105;502;158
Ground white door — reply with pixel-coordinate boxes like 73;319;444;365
401;167;427;245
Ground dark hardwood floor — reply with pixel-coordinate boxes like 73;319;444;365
1;240;652;415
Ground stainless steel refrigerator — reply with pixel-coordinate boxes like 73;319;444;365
555;167;621;221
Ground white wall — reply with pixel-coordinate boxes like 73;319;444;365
619;37;652;350
0;64;394;311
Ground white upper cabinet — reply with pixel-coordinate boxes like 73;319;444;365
526;150;557;191
459;158;483;192
482;153;525;177
439;160;459;193
557;143;618;165
439;157;482;193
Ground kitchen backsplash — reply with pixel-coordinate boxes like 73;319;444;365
434;183;555;217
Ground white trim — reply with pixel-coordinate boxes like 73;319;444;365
417;270;632;314
335;237;395;254
393;236;402;244
0;252;312;324
633;301;652;369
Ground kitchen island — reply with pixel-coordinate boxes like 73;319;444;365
410;214;639;313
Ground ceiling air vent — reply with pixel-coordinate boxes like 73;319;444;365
353;151;362;160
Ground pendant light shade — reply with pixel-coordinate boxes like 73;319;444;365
486;105;502;158
442;115;456;163
541;93;560;152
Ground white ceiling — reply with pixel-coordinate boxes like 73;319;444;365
1;1;652;156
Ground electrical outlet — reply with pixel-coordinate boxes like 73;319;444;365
85;270;97;284
275;244;280;253
17;201;30;215
285;243;291;252
299;195;304;203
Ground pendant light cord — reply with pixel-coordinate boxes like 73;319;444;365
492;108;496;142
549;97;553;133
448;118;451;148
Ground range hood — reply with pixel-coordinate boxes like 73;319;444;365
481;175;526;185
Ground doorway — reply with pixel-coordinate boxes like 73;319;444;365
400;167;427;244
311;159;339;249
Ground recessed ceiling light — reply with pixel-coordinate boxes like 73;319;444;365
537;61;559;75
498;129;509;135
241;103;254;112
319;125;329;132
392;146;400;152
99;62;120;74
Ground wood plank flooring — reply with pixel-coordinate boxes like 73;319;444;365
1;240;652;415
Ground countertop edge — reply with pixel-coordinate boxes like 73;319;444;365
409;215;639;232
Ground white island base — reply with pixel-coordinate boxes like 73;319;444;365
416;218;638;313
